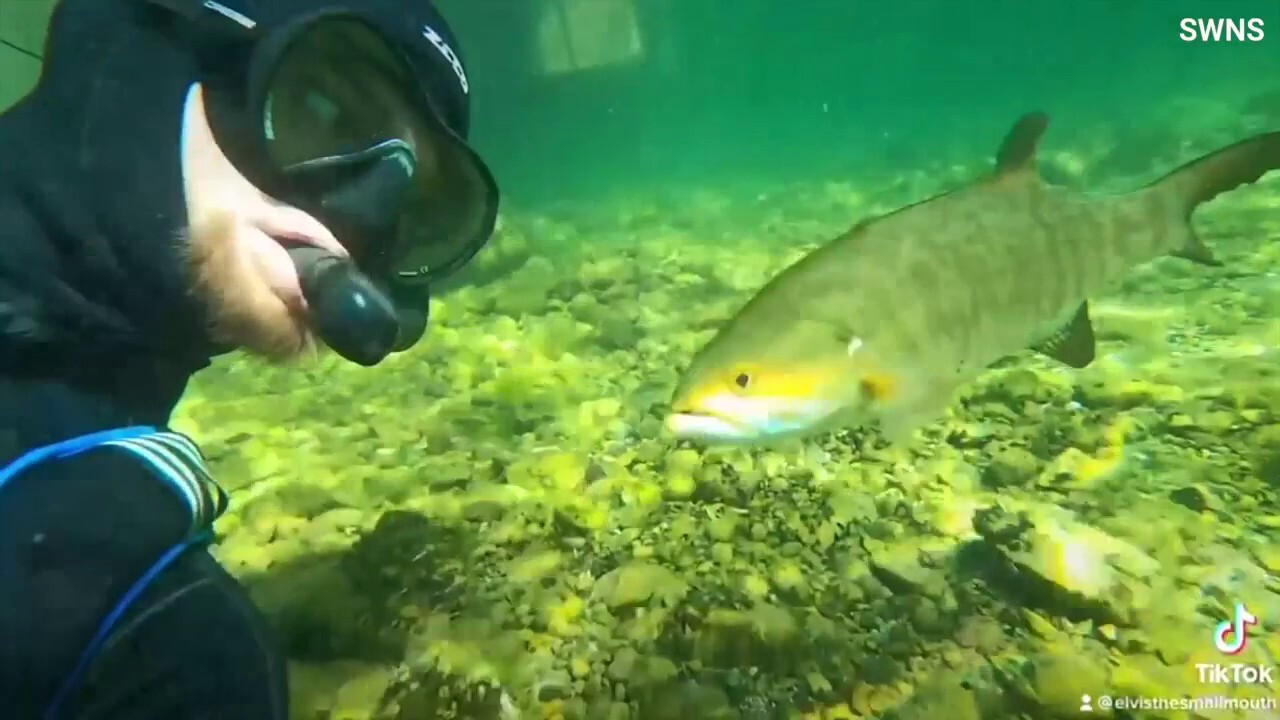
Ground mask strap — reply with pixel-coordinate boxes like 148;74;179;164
138;0;259;38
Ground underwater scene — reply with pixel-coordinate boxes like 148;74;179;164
6;0;1280;718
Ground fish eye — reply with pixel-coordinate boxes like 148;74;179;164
734;372;751;389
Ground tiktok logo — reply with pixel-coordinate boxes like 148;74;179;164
1214;603;1258;655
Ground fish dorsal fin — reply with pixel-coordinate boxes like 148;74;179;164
995;111;1051;175
1031;301;1096;368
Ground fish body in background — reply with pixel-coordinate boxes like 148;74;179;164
666;112;1280;445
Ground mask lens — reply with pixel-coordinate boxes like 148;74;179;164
393;138;495;284
262;20;414;168
257;16;499;288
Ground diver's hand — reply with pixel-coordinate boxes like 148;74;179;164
180;84;348;360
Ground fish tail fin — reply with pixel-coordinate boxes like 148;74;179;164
1149;131;1280;265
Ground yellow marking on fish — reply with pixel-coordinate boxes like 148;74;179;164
844;335;905;403
858;370;901;403
687;364;842;403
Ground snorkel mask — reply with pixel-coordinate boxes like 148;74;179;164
145;0;499;366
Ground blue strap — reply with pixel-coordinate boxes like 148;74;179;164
103;431;228;537
44;530;213;720
0;426;227;720
0;426;159;491
0;425;228;539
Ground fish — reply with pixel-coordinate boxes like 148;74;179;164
665;111;1280;446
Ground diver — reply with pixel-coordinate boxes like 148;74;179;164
0;0;498;717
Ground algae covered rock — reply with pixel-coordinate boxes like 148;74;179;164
437;213;534;291
881;666;983;720
593;560;690;609
331;664;397;720
491;255;561;317
865;538;950;596
981;446;1041;488
690;604;803;669
289;660;390;720
247;555;396;662
954;614;1008;656
391;612;529;719
971;502;1159;625
1167;482;1222;513
993;648;1111;718
633;680;736;720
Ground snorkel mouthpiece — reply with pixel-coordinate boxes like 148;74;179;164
281;139;429;365
287;246;408;366
294;141;415;245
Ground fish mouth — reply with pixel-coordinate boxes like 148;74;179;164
664;410;758;443
666;393;846;444
665;412;748;441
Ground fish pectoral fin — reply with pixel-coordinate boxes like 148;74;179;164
875;376;959;444
994;111;1050;175
1172;228;1223;267
1031;301;1097;368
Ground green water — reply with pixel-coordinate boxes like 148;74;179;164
5;1;1280;718
447;0;1280;205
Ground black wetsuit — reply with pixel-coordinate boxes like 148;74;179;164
0;0;290;713
0;0;290;703
0;377;289;719
0;0;486;715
